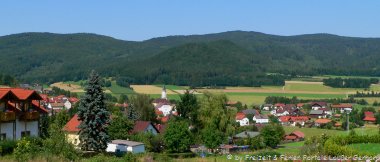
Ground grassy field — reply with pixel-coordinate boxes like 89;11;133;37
107;81;135;94
348;143;380;154
276;141;304;155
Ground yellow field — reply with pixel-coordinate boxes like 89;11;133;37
130;85;177;94
51;82;111;93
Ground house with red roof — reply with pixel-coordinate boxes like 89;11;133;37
363;111;376;123
331;104;352;113
236;112;249;126
310;102;327;110
0;88;48;140
279;116;291;125
284;131;305;142
314;119;332;127
289;116;310;126
131;121;159;135
62;114;81;146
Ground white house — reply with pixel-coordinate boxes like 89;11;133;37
106;140;145;154
262;104;273;111
310;102;327;110
156;104;174;116
0;88;48;140
236;112;249;126
64;100;72;109
252;114;269;124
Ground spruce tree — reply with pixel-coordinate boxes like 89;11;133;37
77;70;110;152
126;103;140;121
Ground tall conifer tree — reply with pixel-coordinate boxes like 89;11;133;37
77;70;110;151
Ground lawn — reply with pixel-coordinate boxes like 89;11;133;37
276;141;304;155
348;143;380;154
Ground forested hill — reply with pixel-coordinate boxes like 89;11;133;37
1;31;380;86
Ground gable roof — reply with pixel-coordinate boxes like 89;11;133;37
310;110;324;115
63;114;81;132
131;121;158;134
110;140;144;146
290;131;305;138
234;131;260;138
310;102;327;107
290;116;309;122
274;103;285;107
364;111;374;118
254;114;268;119
331;104;352;108
363;116;376;122
279;116;291;122
242;109;258;115
235;112;246;120
0;88;42;100
315;119;331;124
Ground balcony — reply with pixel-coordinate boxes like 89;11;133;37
20;112;40;121
0;112;16;122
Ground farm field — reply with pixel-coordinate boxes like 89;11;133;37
283;126;378;138
50;80;380;105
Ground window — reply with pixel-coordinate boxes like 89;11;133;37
0;133;6;140
21;131;30;137
74;139;78;145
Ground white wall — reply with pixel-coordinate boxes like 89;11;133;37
236;118;249;126
0;123;14;140
106;143;145;154
15;120;38;139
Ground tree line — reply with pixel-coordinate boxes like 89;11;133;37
323;77;378;88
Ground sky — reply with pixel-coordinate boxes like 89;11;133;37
1;0;380;41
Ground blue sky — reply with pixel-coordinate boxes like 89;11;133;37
1;0;379;41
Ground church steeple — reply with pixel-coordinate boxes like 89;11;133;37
161;85;167;99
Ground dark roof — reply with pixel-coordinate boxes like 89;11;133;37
152;98;170;104
310;102;327;107
254;114;268;119
242;109;258;115
310;110;324;115
110;140;144;146
234;131;260;138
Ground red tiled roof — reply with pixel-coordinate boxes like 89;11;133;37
152;98;170;104
296;103;304;107
363;116;376;122
364;111;374;118
69;97;79;103
0;88;42;100
279;116;291;122
290;116;309;122
331;104;352;108
63;114;81;132
32;100;48;113
131;121;158;134
291;131;305;138
315;119;332;124
235;112;246;120
161;116;170;123
285;135;297;140
155;109;164;115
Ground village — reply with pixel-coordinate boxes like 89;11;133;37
2;80;379;160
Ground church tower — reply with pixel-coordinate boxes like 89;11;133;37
161;85;167;99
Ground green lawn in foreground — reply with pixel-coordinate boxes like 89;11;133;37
283;126;378;138
276;141;304;155
348;143;380;154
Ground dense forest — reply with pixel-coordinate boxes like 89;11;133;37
1;31;380;86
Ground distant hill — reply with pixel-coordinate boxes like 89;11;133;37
1;31;380;86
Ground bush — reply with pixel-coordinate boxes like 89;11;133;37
0;140;17;156
166;152;196;158
14;138;32;162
